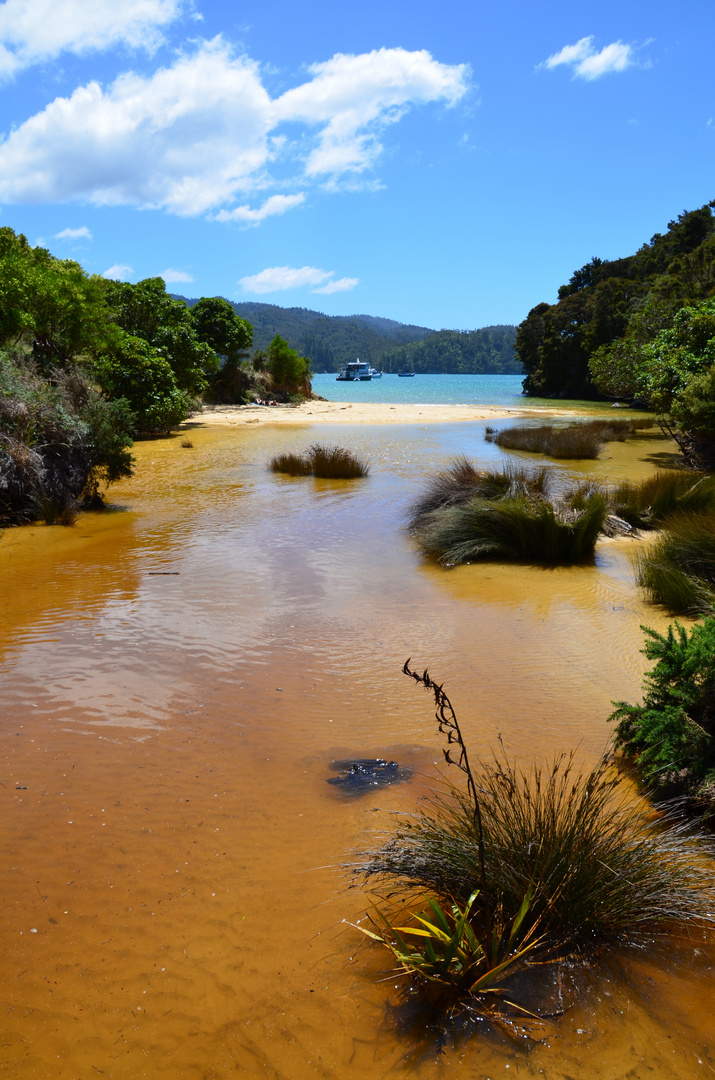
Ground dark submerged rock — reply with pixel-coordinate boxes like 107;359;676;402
327;758;412;795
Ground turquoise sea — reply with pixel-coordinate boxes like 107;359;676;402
311;371;526;407
310;371;624;413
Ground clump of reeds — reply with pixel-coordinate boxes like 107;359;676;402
610;471;715;528
488;418;653;460
180;438;193;449
408;459;607;565
269;443;369;479
351;663;715;1014
635;510;715;614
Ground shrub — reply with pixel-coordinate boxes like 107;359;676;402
353;663;715;1012
635;511;715;614
1;351;134;523
94;331;191;434
270;443;369;479
610;618;715;811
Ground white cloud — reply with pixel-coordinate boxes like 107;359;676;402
274;48;469;177
160;267;193;283
214;193;305;225
54;225;93;240
238;265;358;295
0;0;185;79
103;263;133;280
541;36;634;80
312;277;359;294
0;41;469;217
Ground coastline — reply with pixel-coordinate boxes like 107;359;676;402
183;400;580;428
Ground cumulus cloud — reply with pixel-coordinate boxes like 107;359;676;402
541;36;634;80
273;47;469;177
160;267;194;283
103;263;133;280
238;265;358;295
214;193;305;225
0;41;469;218
54;225;93;240
0;0;184;79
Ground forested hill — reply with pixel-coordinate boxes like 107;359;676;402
517;201;715;398
172;297;521;374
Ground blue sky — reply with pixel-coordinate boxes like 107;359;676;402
0;0;713;330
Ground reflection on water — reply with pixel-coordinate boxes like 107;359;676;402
1;420;712;1078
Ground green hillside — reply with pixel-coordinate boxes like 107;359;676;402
173;297;520;374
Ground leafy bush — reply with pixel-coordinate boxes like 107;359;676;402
610;618;715;809
635;511;715;614
270;443;369;479
266;335;311;396
1;351;134;523
94;331;192;434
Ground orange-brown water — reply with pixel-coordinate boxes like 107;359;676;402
1;420;713;1079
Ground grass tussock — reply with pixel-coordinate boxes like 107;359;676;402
487;418;654;460
351;664;715;1015
610;470;715;528
635;510;715;614
180;438;193;449
270;443;369;479
408;459;607;566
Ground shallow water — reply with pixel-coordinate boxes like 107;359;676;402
1;420;713;1079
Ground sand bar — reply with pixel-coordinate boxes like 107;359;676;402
183;399;583;428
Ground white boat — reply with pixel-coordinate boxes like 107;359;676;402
336;359;372;381
368;367;383;379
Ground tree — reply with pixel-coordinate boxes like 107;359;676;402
266;335;311;395
94;331;191;434
101;277;217;394
189;297;253;361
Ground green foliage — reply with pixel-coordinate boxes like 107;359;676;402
0;227;109;366
94;331;191;434
518;202;715;400
408;460;607;566
265;334;311;394
354;889;541;1009
188;296;253;361
1;351;134;523
635;511;715;614
102;276;218;394
356;662;715;1004
270;443;369;479
381;326;522;375
610;619;715;805
671;363;715;440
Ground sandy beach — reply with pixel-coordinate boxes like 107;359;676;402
184;399;576;427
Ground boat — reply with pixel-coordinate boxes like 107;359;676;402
336;359;371;381
368;367;383;379
397;370;416;377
